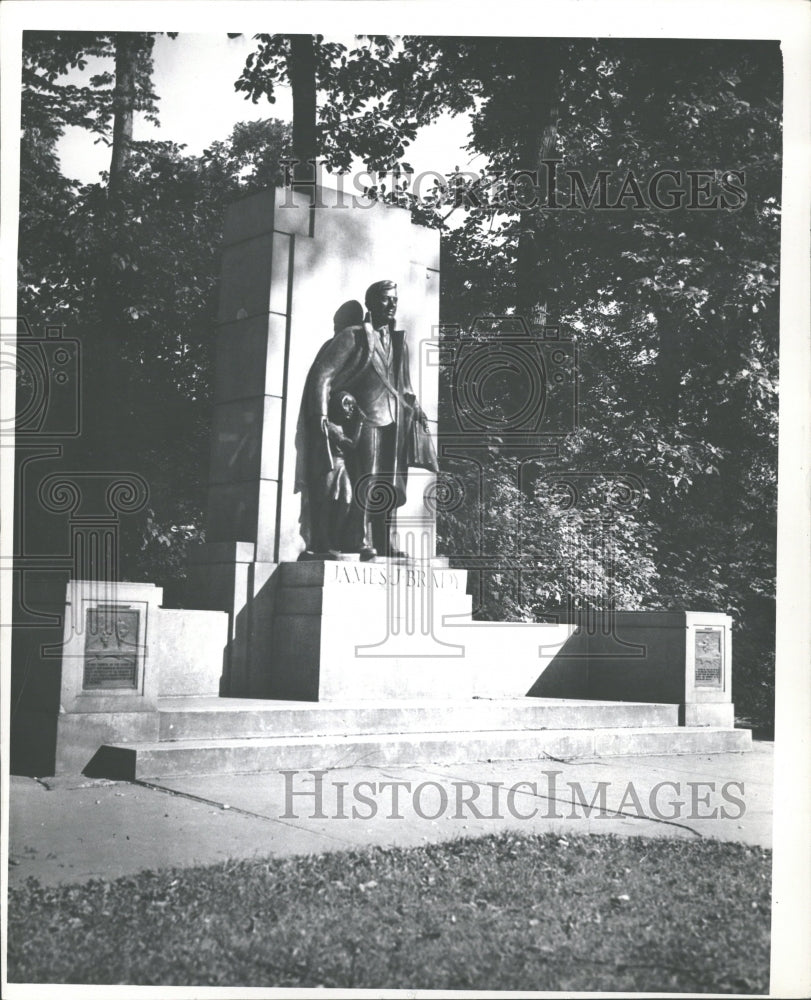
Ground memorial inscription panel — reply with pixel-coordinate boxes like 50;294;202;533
331;563;461;589
694;627;723;688
82;606;140;690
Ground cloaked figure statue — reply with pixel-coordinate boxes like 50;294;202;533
295;280;437;561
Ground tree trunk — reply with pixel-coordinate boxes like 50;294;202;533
288;34;318;186
98;33;140;467
514;40;563;330
109;33;136;198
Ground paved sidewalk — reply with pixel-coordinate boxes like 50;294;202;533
8;742;773;888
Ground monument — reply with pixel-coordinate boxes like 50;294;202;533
180;182;454;699
15;182;749;776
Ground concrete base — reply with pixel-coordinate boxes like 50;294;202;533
267;561;588;701
34;571;743;776
269;561;475;699
56;711;160;776
99;725;753;779
92;695;751;779
155;607;228;698
682;702;735;727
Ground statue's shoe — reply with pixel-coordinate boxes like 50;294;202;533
359;546;378;562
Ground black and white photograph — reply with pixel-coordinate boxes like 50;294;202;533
1;1;809;996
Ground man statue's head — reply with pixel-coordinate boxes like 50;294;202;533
365;280;398;330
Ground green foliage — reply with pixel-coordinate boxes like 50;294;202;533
236;35;418;172
399;38;779;728
21;31;160;143
438;456;660;620
18;29;292;584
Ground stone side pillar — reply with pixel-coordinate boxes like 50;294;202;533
531;610;736;726
53;580;229;773
54;581;163;773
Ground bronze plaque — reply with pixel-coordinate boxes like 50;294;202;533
694;627;723;687
83;606;139;689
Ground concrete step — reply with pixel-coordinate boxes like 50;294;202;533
156;697;680;741
93;726;752;780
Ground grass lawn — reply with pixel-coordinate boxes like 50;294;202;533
7;832;771;992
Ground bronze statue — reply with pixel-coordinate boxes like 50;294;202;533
295;280;437;560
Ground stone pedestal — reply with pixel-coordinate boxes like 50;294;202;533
268;560;473;700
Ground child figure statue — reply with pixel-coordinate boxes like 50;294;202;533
319;390;364;557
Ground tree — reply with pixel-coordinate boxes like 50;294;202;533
18;77;292;582
235;34;416;175
108;33;160;197
19;30;170;493
299;34;780;726
20;30;162;196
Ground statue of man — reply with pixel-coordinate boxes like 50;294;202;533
295;280;437;561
